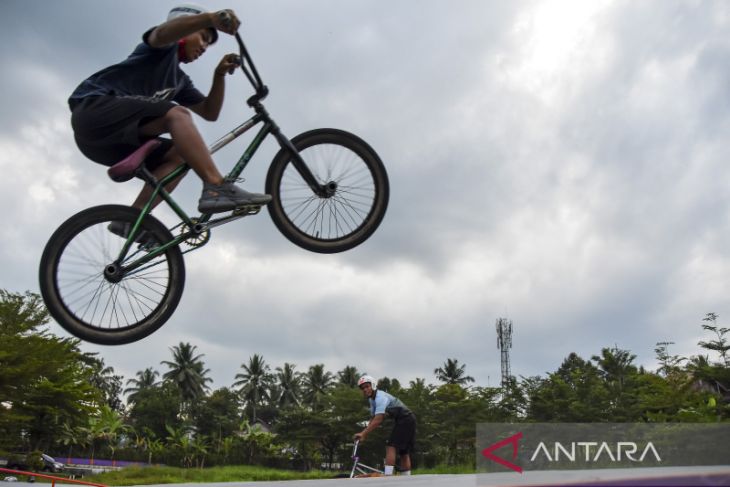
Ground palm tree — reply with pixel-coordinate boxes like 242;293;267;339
301;363;334;409
377;376;402;392
124;368;160;404
161;342;212;411
337;365;360;387
233;354;273;423
434;358;475;385
275;363;302;408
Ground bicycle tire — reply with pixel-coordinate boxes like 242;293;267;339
265;128;389;253
39;205;185;345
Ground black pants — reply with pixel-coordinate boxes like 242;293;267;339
71;95;175;170
387;413;416;455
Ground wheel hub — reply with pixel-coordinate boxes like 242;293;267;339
321;181;338;198
104;263;124;283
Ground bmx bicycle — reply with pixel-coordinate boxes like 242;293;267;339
38;28;389;346
349;440;384;478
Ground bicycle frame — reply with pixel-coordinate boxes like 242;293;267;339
112;32;325;276
349;440;384;478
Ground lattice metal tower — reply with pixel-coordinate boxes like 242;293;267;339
496;318;513;387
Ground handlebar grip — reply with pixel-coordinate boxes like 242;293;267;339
218;10;234;30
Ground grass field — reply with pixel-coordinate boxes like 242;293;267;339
85;464;474;485
90;465;332;485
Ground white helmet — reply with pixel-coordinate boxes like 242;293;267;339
357;375;377;390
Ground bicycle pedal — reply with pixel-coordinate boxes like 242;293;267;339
232;204;261;216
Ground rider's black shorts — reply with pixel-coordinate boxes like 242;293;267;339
387;413;416;455
70;95;175;170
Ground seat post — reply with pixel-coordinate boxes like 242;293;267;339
137;166;160;187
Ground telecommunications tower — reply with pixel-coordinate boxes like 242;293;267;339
496;318;513;387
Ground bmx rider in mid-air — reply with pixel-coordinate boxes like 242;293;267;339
68;3;272;225
354;375;416;476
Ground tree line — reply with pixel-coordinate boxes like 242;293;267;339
0;289;728;471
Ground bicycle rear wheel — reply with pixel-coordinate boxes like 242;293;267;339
265;128;389;253
39;205;185;345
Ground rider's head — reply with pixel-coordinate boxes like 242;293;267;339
168;4;218;64
357;375;377;397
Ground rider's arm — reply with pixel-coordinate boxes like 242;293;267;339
188;55;239;121
147;13;216;48
357;413;384;440
147;10;239;48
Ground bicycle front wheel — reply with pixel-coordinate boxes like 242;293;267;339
265;128;389;253
39;205;185;345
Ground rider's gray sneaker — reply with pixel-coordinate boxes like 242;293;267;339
198;181;272;214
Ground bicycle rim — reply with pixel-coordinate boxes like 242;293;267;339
266;129;389;253
40;205;185;345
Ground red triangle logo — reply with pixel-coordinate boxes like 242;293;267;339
481;431;523;473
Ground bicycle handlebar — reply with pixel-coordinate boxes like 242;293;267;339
215;10;268;106
232;32;269;106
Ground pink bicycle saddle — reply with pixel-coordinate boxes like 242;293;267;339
107;139;162;182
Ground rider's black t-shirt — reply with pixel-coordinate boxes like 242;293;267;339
68;28;205;109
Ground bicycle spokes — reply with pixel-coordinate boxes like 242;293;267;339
280;143;376;240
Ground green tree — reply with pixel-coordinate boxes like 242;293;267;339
654;341;686;377
274;363;302;408
192;387;240;453
161;342;212;412
0;290;100;451
126;381;182;441
301;364;334;410
434;358;475;385
319;385;368;469
591;347;640;420
88;404;130;461
337;366;360;387
527;353;610;421
430;384;484;465
699;313;730;367
165;423;195;467
274;407;327;471
233;354;273;424
59;422;86;461
376;376;402;394
496;376;526;419
83;354;124;411
124;368;160;405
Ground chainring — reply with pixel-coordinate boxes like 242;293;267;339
180;219;211;248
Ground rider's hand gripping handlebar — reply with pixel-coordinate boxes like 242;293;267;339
215;10;239;34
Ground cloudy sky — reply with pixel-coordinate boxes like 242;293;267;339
3;0;730;393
